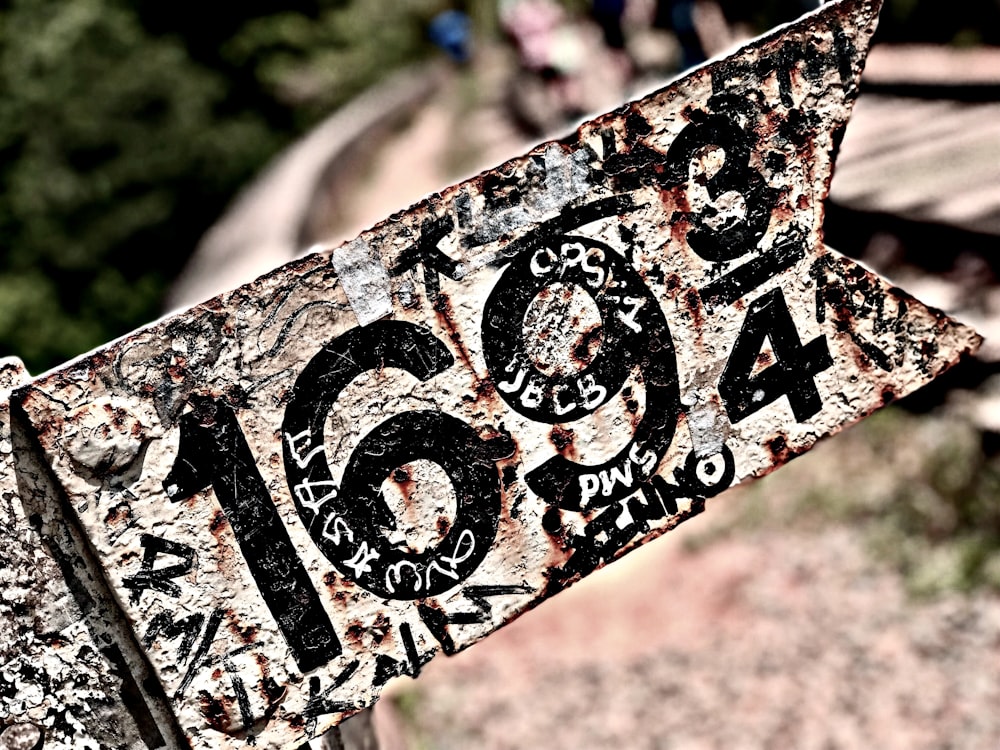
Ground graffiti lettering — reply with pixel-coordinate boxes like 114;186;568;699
551;446;736;588
418;583;533;655
142;610;205;663
121;534;196;605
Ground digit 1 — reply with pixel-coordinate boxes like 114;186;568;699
719;287;833;424
164;396;341;672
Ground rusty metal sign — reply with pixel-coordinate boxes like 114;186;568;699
0;358;181;749
2;0;983;747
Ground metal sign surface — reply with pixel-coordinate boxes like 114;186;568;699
0;358;176;749
9;1;982;747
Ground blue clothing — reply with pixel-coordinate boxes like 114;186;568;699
429;10;473;64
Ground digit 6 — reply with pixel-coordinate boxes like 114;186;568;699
282;321;503;600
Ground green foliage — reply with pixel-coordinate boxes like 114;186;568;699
391;687;433;750
223;0;443;126
857;410;1000;596
0;0;440;373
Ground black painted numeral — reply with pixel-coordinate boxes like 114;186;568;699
482;234;682;511
719;288;833;423
283;321;504;600
664;110;778;263
164;398;342;673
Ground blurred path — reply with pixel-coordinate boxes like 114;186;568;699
831;45;1000;237
321;53;531;245
318;29;631;246
167;65;445;311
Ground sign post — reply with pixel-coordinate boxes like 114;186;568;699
0;1;983;747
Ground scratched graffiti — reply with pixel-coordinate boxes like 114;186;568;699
4;2;983;748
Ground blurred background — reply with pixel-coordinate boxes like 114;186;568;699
2;1;1000;748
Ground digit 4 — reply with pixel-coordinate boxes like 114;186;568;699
719;288;833;424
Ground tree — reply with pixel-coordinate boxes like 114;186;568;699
0;0;441;372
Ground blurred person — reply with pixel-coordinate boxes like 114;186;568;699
653;0;706;69
716;0;822;34
499;0;588;130
499;0;565;73
591;0;636;81
592;0;628;51
429;9;473;64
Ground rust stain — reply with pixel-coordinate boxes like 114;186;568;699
572;325;603;368
684;287;704;327
771;196;796;225
119;550;140;564
665;273;683;295
537;508;574;586
209;510;240;582
433;293;486;392
323;571;357;602
548;425;576;457
766;434;790;463
168;363;186;384
760;433;807;474
389;466;415;507
501;465;518;490
665;196;693;248
621;385;640;415
254;652;269;674
104;503;131;528
229;621;258;646
436;515;452;537
199;691;234;733
372;613;391;645
210;510;228;534
345;621;365;649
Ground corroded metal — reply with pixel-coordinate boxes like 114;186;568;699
5;1;983;748
0;358;179;748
